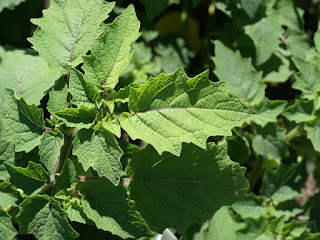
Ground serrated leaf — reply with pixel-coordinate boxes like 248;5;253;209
56;105;97;129
271;185;300;203
0;208;18;240
28;0;115;71
119;68;254;156
63;199;92;225
94;116;121;138
82;5;141;88
304;123;320;153
286;29;315;60
232;199;267;220
19;195;79;240
5;161;49;194
0;182;23;208
47;77;68;114
252;123;289;161
213;41;266;106
236;218;274;240
69;68;102;107
245;13;283;65
127;143;249;233
292;57;320;100
55;159;77;190
0;46;61;109
80;178;154;239
275;0;304;30
200;207;245;240
1;89;45;152
39;130;64;174
73;128;123;185
282;99;315;123
252;99;287;127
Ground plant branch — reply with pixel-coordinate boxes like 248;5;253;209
286;124;303;142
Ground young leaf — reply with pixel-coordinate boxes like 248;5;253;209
56;105;97;129
0;182;23;208
270;185;300;203
236;218;274;240
19;195;79;239
252;99;287;127
69;68;102;107
244;13;283;65
119;68;254;156
28;0;115;71
73;128;123;185
1;89;45;152
39;130;64;174
47;77;68;114
5;161;50;194
252;123;289;161
304;123;320;153
282;99;315;123
0;46;61;108
94;116;121;138
213;41;266;106
232;198;267;219
0;208;18;240
82;4;141;88
127;143;249;233
80;178;154;239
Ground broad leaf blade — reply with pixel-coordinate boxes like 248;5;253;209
0;182;23;208
82;5;141;88
80;178;154;239
213;41;266;106
1;89;45;152
127;143;249;233
120;68;254;156
73;128;123;185
28;0;115;71
0;208;18;240
19;195;79;240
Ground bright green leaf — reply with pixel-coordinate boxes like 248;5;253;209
73;128;123;185
28;0;115;71
82;5;141;88
63;199;92;225
304;123;320;153
80;178;154;239
271;185;300;203
0;208;18;240
213;40;265;106
282;99;315;123
47;77;68;114
127;143;249;233
232;199;267;219
275;0;304;30
120;68;254;156
236;217;274;240
0;182;23;208
19;195;79;239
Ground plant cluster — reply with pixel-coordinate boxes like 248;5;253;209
0;0;320;239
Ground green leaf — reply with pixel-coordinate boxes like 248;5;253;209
240;0;262;19
55;159;77;190
28;0;115;71
5;161;50;195
282;99;315;123
47;77;68;114
94;116;121;138
252;123;289;160
200;207;245;240
283;220;308;238
213;41;266;106
73;128;123;185
231;197;267;219
82;5;141;88
119;68;254;156
63;199;92;225
275;0;304;30
69;68;102;107
292;57;320;100
244;13;283;65
227;135;250;164
80;178;154;239
1;89;45;152
39;130;64;174
56;105;97;129
270;185;300;203
127;143;249;233
286;29;315;60
236;217;274;240
0;0;26;12
0;137;15;163
19;195;79;240
304;123;320;153
0;182;23;208
252;98;287;127
0;46;61;108
0;208;18;240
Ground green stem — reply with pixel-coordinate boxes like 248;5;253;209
249;156;265;192
286;124;303;142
